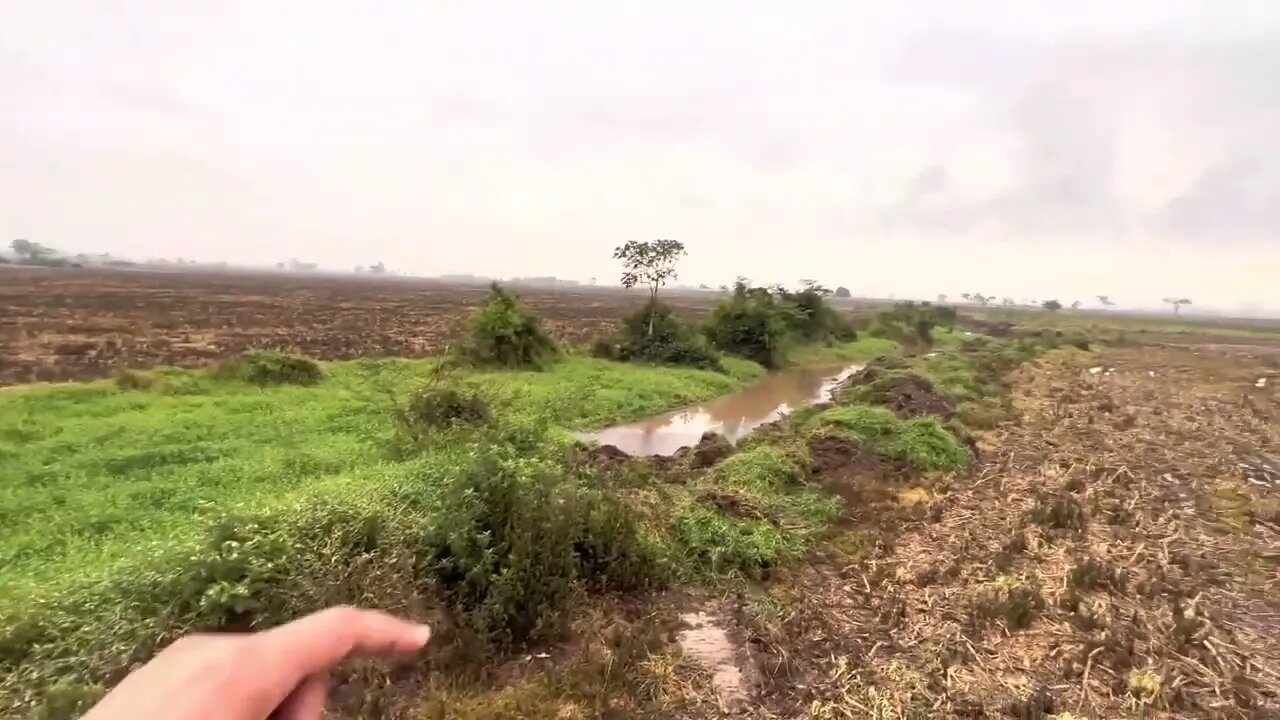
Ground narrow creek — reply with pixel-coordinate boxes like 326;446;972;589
580;364;861;456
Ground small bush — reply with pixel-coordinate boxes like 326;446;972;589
465;283;559;369
421;456;658;649
776;285;856;342
866;302;957;349
605;300;723;371
396;386;489;442
703;282;792;368
113;370;154;391
213;350;323;386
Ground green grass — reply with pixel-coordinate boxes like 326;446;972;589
808;404;970;473
0;356;763;602
790;336;901;365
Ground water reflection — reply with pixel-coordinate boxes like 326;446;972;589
582;364;860;456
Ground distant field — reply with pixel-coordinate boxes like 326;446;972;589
2;267;1276;386
0;268;725;385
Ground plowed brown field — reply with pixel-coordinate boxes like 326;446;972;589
0;268;718;386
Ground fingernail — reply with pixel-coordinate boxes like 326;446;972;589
413;624;432;646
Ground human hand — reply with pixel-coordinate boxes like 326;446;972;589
84;607;432;720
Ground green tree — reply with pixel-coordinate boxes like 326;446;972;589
1162;297;1192;315
1096;295;1114;308
613;239;686;300
10;239;48;262
1042;299;1063;312
613;239;686;336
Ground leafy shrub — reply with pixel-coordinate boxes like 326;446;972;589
396;386;489;442
703;282;793;367
866;302;957;349
212;350;323;386
421;456;658;649
776;285;856;342
465;283;558;369
599;300;723;371
114;370;154;391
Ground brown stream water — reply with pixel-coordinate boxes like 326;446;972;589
580;364;860;456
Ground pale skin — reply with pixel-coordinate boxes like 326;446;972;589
84;607;432;720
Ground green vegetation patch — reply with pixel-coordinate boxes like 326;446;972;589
211;349;323;386
809;404;970;473
465;283;559;369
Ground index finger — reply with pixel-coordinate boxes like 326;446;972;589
255;607;431;682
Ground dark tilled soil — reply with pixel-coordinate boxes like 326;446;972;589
0;268;721;385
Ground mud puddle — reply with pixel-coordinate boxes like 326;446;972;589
676;611;751;708
581;364;859;456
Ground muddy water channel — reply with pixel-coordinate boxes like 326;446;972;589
581;364;860;456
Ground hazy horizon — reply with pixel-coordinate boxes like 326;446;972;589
3;2;1278;312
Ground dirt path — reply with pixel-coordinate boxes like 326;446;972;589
747;346;1280;718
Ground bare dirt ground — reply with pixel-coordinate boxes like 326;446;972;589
0;268;720;385
741;345;1280;718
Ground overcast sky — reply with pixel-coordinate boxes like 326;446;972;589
3;2;1278;310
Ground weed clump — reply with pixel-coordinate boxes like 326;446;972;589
113;369;153;391
592;300;722;371
866;301;957;349
809;405;970;473
673;504;792;579
422;456;658;650
465;283;558;369
973;574;1045;631
1029;492;1088;532
213;350;323;386
397;386;489;441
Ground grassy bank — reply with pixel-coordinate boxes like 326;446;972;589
0;356;763;598
0;332;952;716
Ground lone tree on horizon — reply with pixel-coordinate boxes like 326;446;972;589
613;239;687;336
1163;297;1192;315
1042;299;1063;312
613;240;686;299
1097;295;1115;308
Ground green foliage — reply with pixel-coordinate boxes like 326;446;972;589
713;445;807;495
596;300;723;371
466;283;559;369
866;301;958;349
212;350;323;386
1042;299;1063;312
422;456;659;649
810;404;902;444
702;282;795;367
776;285;857;342
396;385;489;442
809;404;970;473
612;239;686;298
673;504;793;579
891;417;971;472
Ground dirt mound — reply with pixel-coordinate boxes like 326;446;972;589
807;435;907;512
838;359;956;419
688;431;733;468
